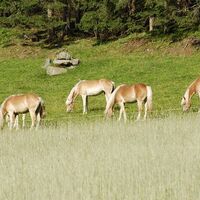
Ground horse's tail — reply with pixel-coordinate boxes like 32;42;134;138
37;97;46;118
105;85;122;116
146;86;153;112
0;100;7;129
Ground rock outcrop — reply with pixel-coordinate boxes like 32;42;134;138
44;50;80;76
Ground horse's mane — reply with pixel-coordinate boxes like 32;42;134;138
186;78;200;98
67;80;83;102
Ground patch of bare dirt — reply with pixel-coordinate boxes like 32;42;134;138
122;39;150;53
164;38;200;56
122;37;200;56
0;44;48;59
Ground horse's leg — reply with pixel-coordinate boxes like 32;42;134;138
118;103;123;121
9;112;15;130
6;114;10;127
14;114;19;130
22;114;26;128
29;110;36;130
105;92;110;103
118;102;126;122
136;100;143;121
123;105;127;122
198;92;200;113
144;101;148;120
36;113;41;130
82;95;87;114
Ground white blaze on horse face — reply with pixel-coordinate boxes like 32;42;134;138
181;97;186;106
181;90;190;111
183;102;191;111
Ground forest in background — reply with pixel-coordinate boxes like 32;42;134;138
1;0;200;47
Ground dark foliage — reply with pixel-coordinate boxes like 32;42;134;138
0;0;200;46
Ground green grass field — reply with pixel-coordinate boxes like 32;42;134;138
0;36;200;125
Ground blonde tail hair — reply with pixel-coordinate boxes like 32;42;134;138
39;97;46;118
146;86;153;112
105;85;122;116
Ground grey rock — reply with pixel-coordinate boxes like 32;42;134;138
52;59;72;66
70;58;80;66
46;66;67;76
55;51;71;60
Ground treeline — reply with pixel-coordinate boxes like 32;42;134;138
0;0;200;46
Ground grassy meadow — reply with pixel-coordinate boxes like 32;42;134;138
0;36;200;123
1;116;200;199
1;35;200;199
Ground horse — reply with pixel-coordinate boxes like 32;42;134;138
105;83;153;121
181;77;200;112
66;79;115;114
0;93;45;130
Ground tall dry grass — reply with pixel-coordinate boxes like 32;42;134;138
1;115;200;200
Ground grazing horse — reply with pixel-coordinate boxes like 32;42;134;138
66;79;115;114
105;83;153;121
0;93;45;130
181;77;200;112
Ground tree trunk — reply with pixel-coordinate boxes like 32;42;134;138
178;0;191;11
94;30;100;40
47;7;53;18
128;0;136;15
149;16;155;32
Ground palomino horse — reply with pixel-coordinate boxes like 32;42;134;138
0;93;45;130
181;77;200;112
105;83;153;121
66;79;115;114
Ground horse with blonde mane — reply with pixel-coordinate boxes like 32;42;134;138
0;93;45;130
181;77;200;112
66;79;115;114
105;83;153;121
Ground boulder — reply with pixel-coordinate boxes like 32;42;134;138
52;59;72;66
70;58;80;66
52;58;80;67
44;50;80;76
55;51;71;60
46;66;67;76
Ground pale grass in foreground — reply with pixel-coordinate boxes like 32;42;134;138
0;115;200;200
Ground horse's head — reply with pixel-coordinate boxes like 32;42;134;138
66;98;74;112
181;96;191;112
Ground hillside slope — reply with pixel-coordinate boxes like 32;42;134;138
0;37;200;124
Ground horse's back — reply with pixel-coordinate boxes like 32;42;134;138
115;83;148;102
3;93;42;112
77;79;112;95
